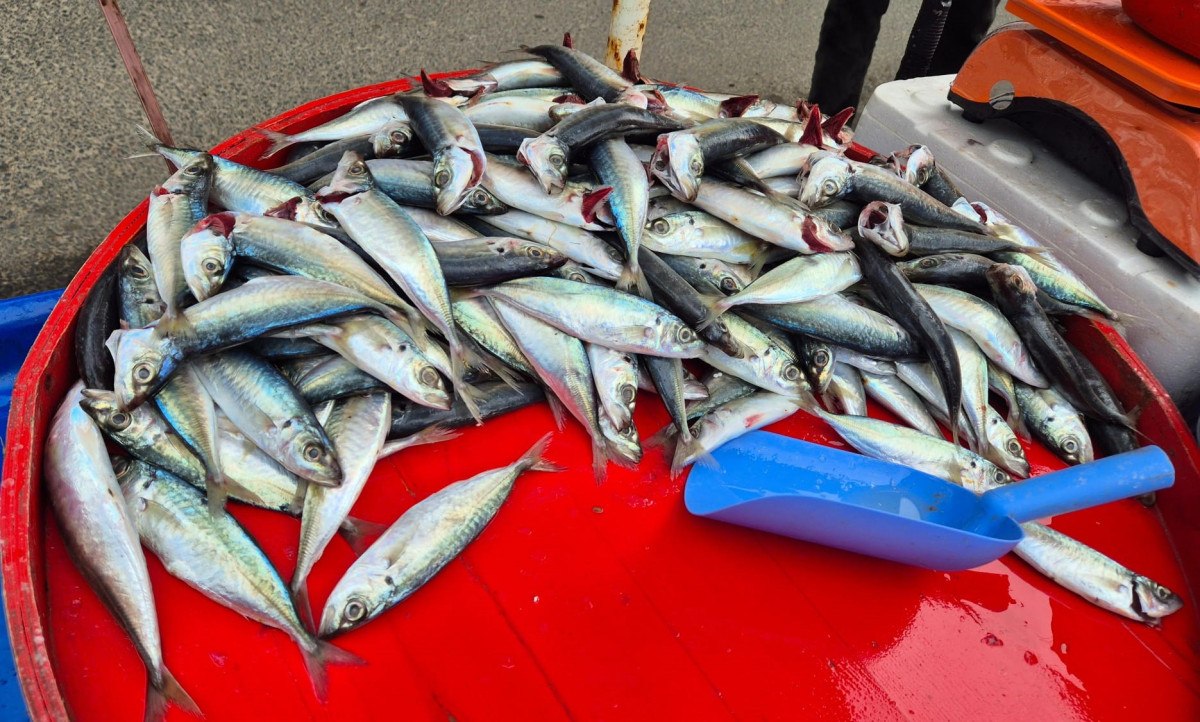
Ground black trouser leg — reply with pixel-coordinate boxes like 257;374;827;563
808;0;893;112
926;0;1001;75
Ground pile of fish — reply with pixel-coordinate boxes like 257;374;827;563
47;35;1181;719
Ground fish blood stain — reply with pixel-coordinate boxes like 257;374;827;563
1024;651;1038;665
982;633;1004;646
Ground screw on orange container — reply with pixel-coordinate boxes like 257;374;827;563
4;72;1200;722
948;22;1200;272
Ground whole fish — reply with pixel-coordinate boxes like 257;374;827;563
319;433;560;636
743;293;919;357
491;300;611;478
258;95;409;157
589;138;651;295
118;245;166;329
292;393;392;611
480;276;704;358
481;155;611;230
317;152;481;417
639;246;741;357
121;462;359;698
287;314;450;410
463;96;559;131
192;350;341;486
396;94;486;214
651;118;787;201
180;212;410;312
147;153;213;316
686;178;853;253
525;42;648;107
702;313;808;398
433;236;567;286
588;344;639;430
329;158;508;214
856;238;960;446
913;283;1047;388
1014;523;1182;624
519;102;680;193
706;253;861;320
270;131;404;185
45;384;197;720
897;252;995;288
389;381;544;438
822;362;867;416
480;208;623;280
905;226;1026;256
685;371;757;420
673;391;803;475
110;275;397;407
859;369;942;437
472;58;565;91
79;388;209;488
986;264;1130;427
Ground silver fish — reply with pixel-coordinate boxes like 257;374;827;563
590;138;650;295
686;178;852;253
318;433;560;636
464;96;559;131
822;362;867;416
702;313;808;397
147;153;214;315
403;205;482;242
118;245;167;328
192;350;341;485
79;387;208;488
482;155;610;230
743;293;919;358
481;277;704;358
948;328;991;455
45;383;197;718
1015;383;1094;466
397;94;486;214
707;253;860;319
481;208;622;280
643;211;770;266
453;296;536;378
154;365;226;512
588;344;639;431
259;95;409;157
743;143;823;178
859;369;942;437
673;391;803;475
121;461;358;698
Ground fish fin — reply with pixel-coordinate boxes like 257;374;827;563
144;665;200;722
545;393;568;430
518;431;565;473
696;293;733;330
562;32;574;49
647;421;679;450
671;434;713;478
448;338;485;424
292;578;316;634
134;124;167;154
621;50;645;83
204;471;229;516
254;127;295;159
799;104;825;148
420;69;455;98
339;516;386;556
300;639;365;701
590;435;611;484
717;94;759;118
616;263;652;299
580;187;614;225
379;423;462;461
821;106;855;144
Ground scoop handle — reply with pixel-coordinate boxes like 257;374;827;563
981;446;1174;523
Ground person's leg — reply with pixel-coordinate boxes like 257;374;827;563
926;0;1001;75
808;0;893;111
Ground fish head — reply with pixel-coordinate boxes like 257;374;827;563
800;341;834;393
432;146;481;215
488;238;565;267
371;120;415;158
110;326;178;409
616;87;650;109
408;361;452;410
285;428;342;486
644;314;704;357
599;413;642;466
1054;430;1093;466
650;133;703;202
459;186;509;215
798;155;852;208
900;145;935;186
180;213;236;301
801;215;855;252
857;201;908;256
78;388;149;439
161;152;215;197
1133;576;1184;620
118;244;156;290
317;151;375;201
319;574;386;637
516;135;569;194
985;263;1037;300
292;197;339;229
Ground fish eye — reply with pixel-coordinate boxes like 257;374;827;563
993;469;1008;484
720;277;738;292
676;326;695;343
133;362;155;383
919;258;938;268
548;152;566;169
129;262;149;279
390;129;410;144
567;272;585;282
526;246;544;258
185;164;203;175
821;179;839;196
1006;439;1021;455
433;169;451;188
419;366;441;387
1061;438;1078;454
303;442;323;462
343;597;368;623
620;384;637;404
1154;583;1174;601
109;411;132;430
471;189;489;205
315;205;335;223
649;218;670;235
111;456;131;477
653;157;668;171
348;162;367;176
203;258;222;274
689;157;703;175
813;349;830;366
783;364;801;381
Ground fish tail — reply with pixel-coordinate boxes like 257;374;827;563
616;263;651;300
410;423;463;448
300;638;365;701
448;337;485;424
339;515;386;555
134;123;165;153
144;666;200;722
254;127;295;158
292;577;316;633
590;435;611;483
545;393;568;430
518;431;565;473
646;421;679;450
670;433;712;478
696;293;733;330
465;339;523;390
204;471;229;516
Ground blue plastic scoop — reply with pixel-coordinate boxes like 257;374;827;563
684;431;1174;571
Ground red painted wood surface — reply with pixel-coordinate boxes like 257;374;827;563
3;74;1199;721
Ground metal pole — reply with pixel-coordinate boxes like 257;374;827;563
606;0;652;71
97;0;175;160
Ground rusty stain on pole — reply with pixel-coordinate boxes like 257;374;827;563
606;0;651;71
